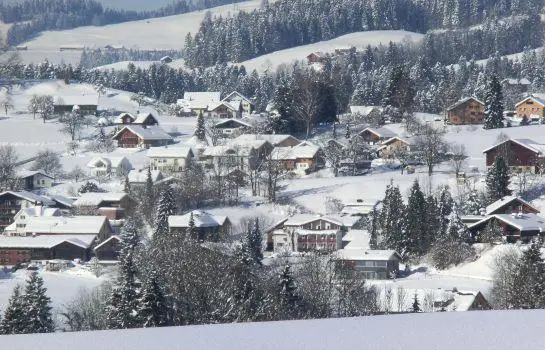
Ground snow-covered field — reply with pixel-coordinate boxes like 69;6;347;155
238;31;424;73
3;309;545;349
21;0;265;51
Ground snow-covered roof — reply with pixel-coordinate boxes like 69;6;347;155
0;234;97;249
340;229;369;247
349;106;381;115
469;213;545;232
502;78;531;85
147;146;193;158
515;94;545;108
168;210;228;228
134;113;158;124
93;235;121;251
223;91;253;105
377;137;410;150
482;138;545;155
203;139;271;157
180;91;222;109
271;143;321;160
73;193;128;207
233;134;300;146
284;214;359;228
214;118;252;128
113;125;173;141
208;100;239;112
485;196;538;215
53;95;99;106
17;170;54;180
360;127;398;138
446;96;484;111
115;112;136;124
24;216;109;235
0;191;55;206
335;249;401;261
128;169;163;183
17;206;61;219
46;194;74;208
87;156;131;169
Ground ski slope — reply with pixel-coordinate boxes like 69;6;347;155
238;30;424;73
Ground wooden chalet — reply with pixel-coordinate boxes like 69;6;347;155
358;127;398;145
377;137;410;159
483;138;545;174
0;191;56;231
93;235;121;260
168;211;231;242
17;170;54;190
214;119;251;138
336;249;401;279
53;95;98;115
306;51;327;64
468;213;545;240
446;97;485;125
73;193;136;220
515;95;545;121
485;196;539;216
113;125;173;148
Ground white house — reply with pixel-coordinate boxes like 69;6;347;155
4;206;62;236
147;146;194;173
17;170;54;190
87;156;133;178
213;119;252;138
177;91;221;116
222;91;254;117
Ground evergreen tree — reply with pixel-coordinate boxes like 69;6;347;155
187;212;199;239
483;75;505;129
369;206;379;249
22;272;54;334
278;264;301;320
0;285;26;334
506;241;545;309
106;218;141;329
438;186;454;236
405;180;429;257
478;220;503;244
486;156;510;203
141;166;155;225
153;186;176;244
247;218;263;265
425;194;441;245
195;110;206;141
123;173;131;193
332;122;337;139
445;204;471;243
462;190;486;215
138;274;170;328
412;292;421;313
379;184;406;254
345;123;351;139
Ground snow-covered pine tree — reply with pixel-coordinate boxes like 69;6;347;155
106;218;142;329
486;156;510;203
405;180;428;257
278;264;301;320
438;186;454;236
505;241;545;309
153;186;176;245
461;190;486;215
483;75;504;129
22;272;54;334
446;203;471;243
425;194;440;245
123;173;131;193
195;111;206;141
141;166;155;225
0;285;26;334
138;274;170;328
478;219;503;244
380;184;406;254
332;122;337;139
369;206;379;249
247;218;263;265
345;123;351;139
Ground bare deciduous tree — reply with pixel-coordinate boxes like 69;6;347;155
448;143;467;176
59;108;90;141
0;145;18;190
412;123;448;176
0;90;14;117
293;77;321;139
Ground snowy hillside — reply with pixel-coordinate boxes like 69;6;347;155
238;31;424;73
2;310;545;349
20;0;265;51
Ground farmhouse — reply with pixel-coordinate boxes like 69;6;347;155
335;249;401;279
0;191;56;231
168;210;231;241
0;234;97;266
53;95;99;115
483;138;545;174
147;146;194;173
233;134;301;147
485;196;539;216
306;51;327;64
358;127;398;145
271;142;325;174
177;91;221;116
222;91;254;117
515;95;545;121
377;137;411;159
113;125;173;148
201;139;274;172
208;100;242;119
115;112;159;126
3;207;61;236
446;97;485;125
468;213;545;240
72;192;136;220
93;235;122;261
17;170;54;190
87;156;132;178
214;119;252;138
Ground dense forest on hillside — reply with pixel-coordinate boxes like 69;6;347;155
1;0;249;46
184;0;544;67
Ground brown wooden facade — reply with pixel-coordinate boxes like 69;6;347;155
447;97;485;125
0;242;91;266
516;97;545;120
484;140;545;174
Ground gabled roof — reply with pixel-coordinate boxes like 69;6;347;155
0;234;97;249
502;78;531;86
208;100;239;112
73;192;128;207
359;127;398;139
515;95;545;108
17;170;54;180
482;138;545;155
349;106;381;115
168;210;229;228
147;146;193;158
0;191;55;206
485;196;539;215
222;91;253;105
271;143;321;160
469;213;545;232
203;140;272;157
335;249;401;261
284;214;359;228
16;206;61;219
46;194;74;208
115;112;136;124
113;125;173;141
378;136;410;148
93;235;121;251
25;216;109;235
181;91;221;110
87;156;131;169
134;113;158;124
447;97;484;111
214;118;252;129
128;169;163;183
54;95;99;106
233;134;300;146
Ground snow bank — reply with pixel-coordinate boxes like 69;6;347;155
2;310;545;349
